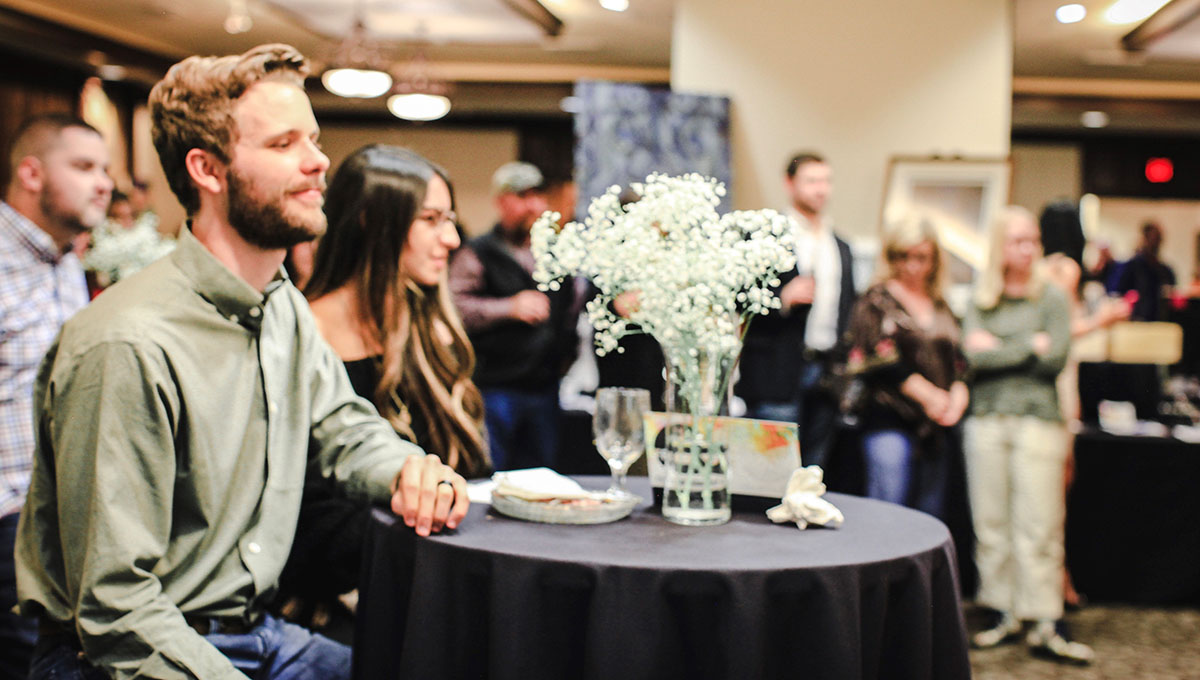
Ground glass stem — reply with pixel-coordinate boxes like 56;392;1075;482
609;461;625;493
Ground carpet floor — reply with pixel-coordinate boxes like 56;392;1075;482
966;603;1200;679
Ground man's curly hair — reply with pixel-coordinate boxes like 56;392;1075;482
148;43;309;214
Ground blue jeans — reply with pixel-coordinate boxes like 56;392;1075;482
483;387;560;471
1;511;37;680
861;428;948;518
29;613;350;680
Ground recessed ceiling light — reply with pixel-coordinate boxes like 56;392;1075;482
600;0;629;11
1055;4;1086;23
1104;0;1171;24
1081;110;1110;128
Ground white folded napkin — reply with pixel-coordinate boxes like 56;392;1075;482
491;467;602;501
766;466;844;530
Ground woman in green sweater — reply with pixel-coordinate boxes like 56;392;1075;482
963;206;1093;665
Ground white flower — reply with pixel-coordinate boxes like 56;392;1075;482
532;173;796;362
84;214;175;284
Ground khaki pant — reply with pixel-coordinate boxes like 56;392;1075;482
964;414;1068;621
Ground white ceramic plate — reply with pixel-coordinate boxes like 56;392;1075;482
490;491;640;525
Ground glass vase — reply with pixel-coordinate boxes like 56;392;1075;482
658;342;739;526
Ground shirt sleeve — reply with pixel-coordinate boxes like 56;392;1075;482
40;341;246;680
1031;285;1072;378
447;247;515;332
306;333;426;503
844;293;913;386
962;304;1036;374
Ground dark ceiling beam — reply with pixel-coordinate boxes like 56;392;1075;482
501;0;564;37
1122;0;1200;51
0;5;174;89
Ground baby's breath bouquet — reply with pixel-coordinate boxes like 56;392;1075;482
84;214;175;287
533;173;796;524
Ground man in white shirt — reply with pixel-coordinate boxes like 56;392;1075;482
737;152;855;469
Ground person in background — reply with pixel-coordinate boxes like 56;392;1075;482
0;113;111;680
82;185;176;289
1116;221;1176;321
963;206;1093;665
1038;200;1131;610
844;213;968;519
737;151;855;469
16;44;466;680
448;161;576;471
284;240;316;290
129;179;155;224
277;145;491;634
107;189;136;229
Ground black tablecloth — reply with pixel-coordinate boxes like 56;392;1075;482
353;477;969;680
1066;429;1200;605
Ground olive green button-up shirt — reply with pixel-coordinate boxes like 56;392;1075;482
16;227;423;679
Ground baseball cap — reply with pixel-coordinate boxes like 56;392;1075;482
492;161;544;195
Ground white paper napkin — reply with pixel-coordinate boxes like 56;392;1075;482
766;466;844;530
491;467;601;501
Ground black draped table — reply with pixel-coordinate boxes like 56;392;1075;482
353;477;970;680
1066;428;1200;605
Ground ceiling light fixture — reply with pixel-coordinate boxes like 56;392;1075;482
224;0;252;34
1081;110;1110;128
1104;0;1172;24
321;1;393;98
600;0;630;12
387;49;451;122
559;95;583;114
1055;4;1087;23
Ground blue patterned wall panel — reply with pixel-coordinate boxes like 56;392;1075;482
573;80;732;220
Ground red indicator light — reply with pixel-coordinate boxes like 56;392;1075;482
1146;157;1174;183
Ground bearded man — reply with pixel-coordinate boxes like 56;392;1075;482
1;114;112;680
16;44;467;680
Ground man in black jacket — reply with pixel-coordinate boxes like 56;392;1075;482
448;162;575;470
737;151;855;469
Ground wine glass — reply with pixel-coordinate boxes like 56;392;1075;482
593;387;651;497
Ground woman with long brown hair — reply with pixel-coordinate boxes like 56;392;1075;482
305;145;488;476
276;145;489;634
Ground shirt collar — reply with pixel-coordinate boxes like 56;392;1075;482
786;207;834;236
172;224;287;333
0;200;72;264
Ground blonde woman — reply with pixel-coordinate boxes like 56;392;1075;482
276;145;489;629
963;206;1093;664
844;213;968;519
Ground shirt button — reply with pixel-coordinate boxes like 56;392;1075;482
268;402;278;415
248;307;261;318
228;314;239;323
248;542;262;554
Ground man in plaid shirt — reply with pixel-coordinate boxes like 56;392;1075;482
0;113;112;678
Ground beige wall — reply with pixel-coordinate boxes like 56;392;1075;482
1010;141;1082;217
671;0;1011;242
317;125;520;238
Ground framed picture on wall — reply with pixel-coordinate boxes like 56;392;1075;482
880;156;1011;313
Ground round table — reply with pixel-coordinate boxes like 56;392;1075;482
353;477;969;680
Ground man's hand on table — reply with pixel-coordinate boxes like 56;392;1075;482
391;454;469;536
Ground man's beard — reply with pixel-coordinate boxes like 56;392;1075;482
40;178;101;235
226;167;326;250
